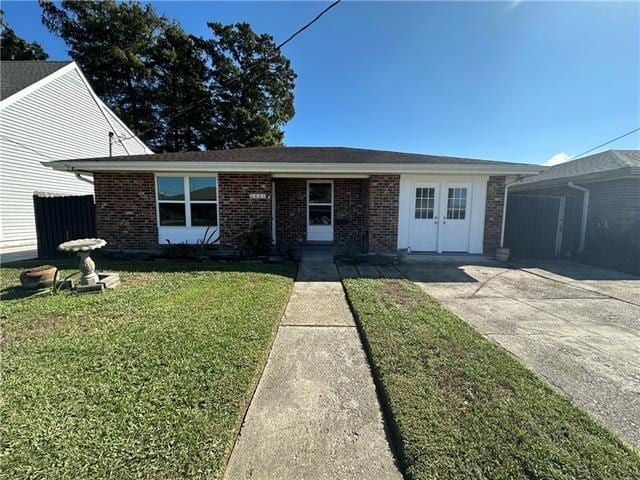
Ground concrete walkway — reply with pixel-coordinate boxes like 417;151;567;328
224;254;401;480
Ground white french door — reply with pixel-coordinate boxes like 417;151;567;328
408;182;472;252
307;180;333;241
408;182;440;251
439;183;472;252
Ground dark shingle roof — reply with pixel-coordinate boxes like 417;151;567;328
0;61;72;101
55;146;531;166
516;149;640;187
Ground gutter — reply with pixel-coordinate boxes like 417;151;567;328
42;160;545;176
567;182;589;252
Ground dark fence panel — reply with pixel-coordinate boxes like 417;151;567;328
504;195;561;259
33;194;96;258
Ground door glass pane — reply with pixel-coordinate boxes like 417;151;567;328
447;187;467;220
159;203;186;226
157;177;185;201
309;205;332;225
414;187;435;219
189;177;217;201
309;183;332;203
190;204;218;226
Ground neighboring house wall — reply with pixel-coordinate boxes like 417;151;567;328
0;65;149;248
512;177;640;254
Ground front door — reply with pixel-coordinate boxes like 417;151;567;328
440;183;472;252
307;181;333;242
408;182;439;251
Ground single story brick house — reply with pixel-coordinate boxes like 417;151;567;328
46;147;543;255
510;149;640;272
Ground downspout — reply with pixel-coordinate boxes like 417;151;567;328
499;178;521;248
567;181;589;252
74;172;94;185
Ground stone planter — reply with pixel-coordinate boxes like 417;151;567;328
397;248;409;264
496;247;510;262
19;265;58;290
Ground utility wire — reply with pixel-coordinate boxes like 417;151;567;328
116;0;341;144
571;126;640;160
0;134;56;160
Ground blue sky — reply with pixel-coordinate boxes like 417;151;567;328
2;1;639;164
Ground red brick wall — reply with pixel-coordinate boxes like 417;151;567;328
334;179;368;248
218;173;272;248
368;175;400;253
274;178;306;246
94;172;157;250
483;176;506;255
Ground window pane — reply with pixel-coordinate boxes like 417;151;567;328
309;205;332;225
159;203;186;226
309;183;332;204
191;203;218;226
157;177;185;201
190;177;217;201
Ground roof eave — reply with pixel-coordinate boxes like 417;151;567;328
510;166;640;191
44;160;545;175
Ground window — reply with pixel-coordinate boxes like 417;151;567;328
308;182;332;225
156;175;218;227
447;187;467;220
414;187;435;219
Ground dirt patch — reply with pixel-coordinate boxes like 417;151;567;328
382;280;420;309
121;273;161;287
3;315;71;347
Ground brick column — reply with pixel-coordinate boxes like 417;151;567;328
368;175;400;253
94;172;158;250
218;173;272;249
483;175;506;255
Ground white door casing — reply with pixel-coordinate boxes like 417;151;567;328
307;180;334;242
398;175;487;254
408;182;440;252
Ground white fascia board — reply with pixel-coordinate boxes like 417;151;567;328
0;62;77;111
46;160;546;175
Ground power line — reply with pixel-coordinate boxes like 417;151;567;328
0;135;56;160
571;127;640;160
117;0;341;144
276;0;341;49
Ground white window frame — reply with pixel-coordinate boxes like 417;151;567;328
155;173;220;244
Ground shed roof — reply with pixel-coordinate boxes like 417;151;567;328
513;149;640;189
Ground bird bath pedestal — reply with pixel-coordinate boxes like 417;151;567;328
58;239;119;293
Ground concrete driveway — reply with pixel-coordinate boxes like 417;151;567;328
398;259;640;449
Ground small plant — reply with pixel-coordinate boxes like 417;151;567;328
164;240;193;259
243;219;271;257
195;226;220;256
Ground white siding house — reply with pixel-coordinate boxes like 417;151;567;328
0;61;151;253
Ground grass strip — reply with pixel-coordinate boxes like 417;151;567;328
342;277;640;480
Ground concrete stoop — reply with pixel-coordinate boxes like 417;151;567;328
224;256;402;480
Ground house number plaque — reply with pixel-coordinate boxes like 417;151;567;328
249;193;267;200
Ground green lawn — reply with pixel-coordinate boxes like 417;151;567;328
1;259;295;479
342;278;640;480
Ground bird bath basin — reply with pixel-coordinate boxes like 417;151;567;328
58;238;119;293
